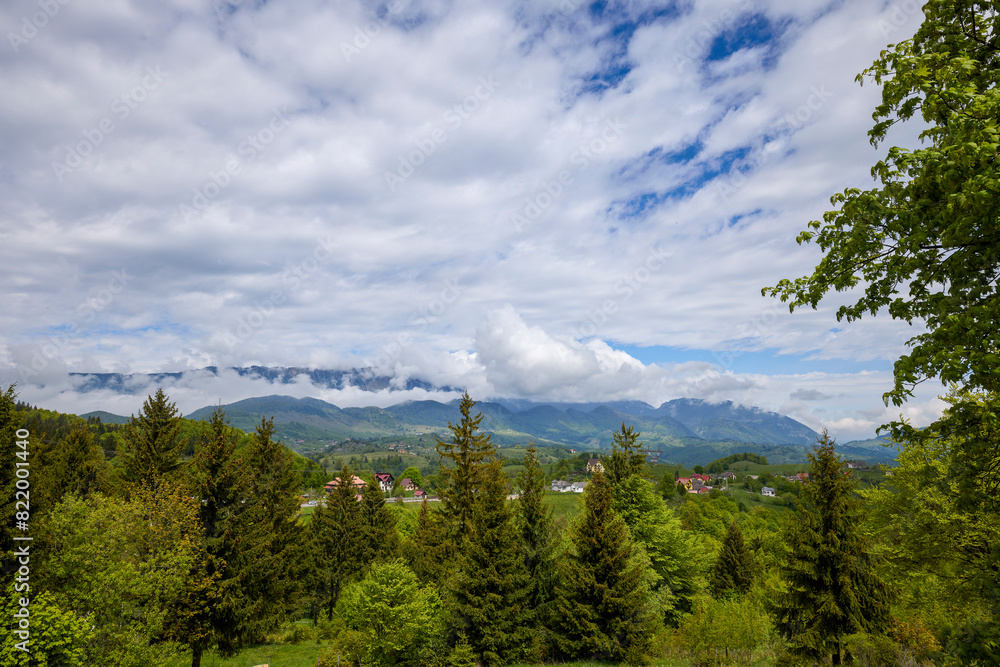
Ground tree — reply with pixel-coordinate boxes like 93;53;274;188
118;388;186;491
405;499;454;587
397;466;424;490
450;459;533;666
309;465;366;619
0;587;93;666
32;425;107;516
602;423;647;487
37;485;202;667
710;521;755;599
226;417;305;639
515;444;558;623
552;469;657;664
775;432;893;665
763;0;1000;407
336;560;444;667
435;392;496;538
360;476;400;563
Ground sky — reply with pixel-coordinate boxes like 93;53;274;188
0;0;944;441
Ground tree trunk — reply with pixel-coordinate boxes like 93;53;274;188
832;640;841;666
191;646;203;667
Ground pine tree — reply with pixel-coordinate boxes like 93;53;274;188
710;521;755;598
516;444;558;622
406;499;454;586
229;417;305;639
119;388;186;491
553;469;656;664
452;458;533;667
602;423;647;487
436;392;496;538
775;431;892;665
359;476;400;564
309;465;366;619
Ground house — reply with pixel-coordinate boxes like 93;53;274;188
761;487;776;497
374;473;394;493
692;473;713;484
551;480;571;492
414;489;426;498
795;472;810;482
677;477;693;490
586;458;604;474
718;471;736;480
324;475;367;494
696;487;711;494
399;477;417;492
570;481;587;493
846;460;869;471
745;474;759;480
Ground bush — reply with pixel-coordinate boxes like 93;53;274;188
283;623;314;644
845;633;907;667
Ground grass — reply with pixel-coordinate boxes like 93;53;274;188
166;640;327;667
542;489;585;522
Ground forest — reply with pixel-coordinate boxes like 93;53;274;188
0;383;998;667
3;1;1000;665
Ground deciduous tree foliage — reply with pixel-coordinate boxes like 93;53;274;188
775;432;892;665
764;0;1000;407
435;391;496;538
552;469;656;664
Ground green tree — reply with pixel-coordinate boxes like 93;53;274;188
602;423;647;487
405;499;454;586
552;469;657;664
37;485;201;666
0;587;93;666
515;444;558;623
775;432;893;665
360;475;401;563
710;521;756;599
451;458;532;666
309;465;366;619
336;560;444;667
397;466;424;489
118;388;186;491
229;417;305;638
435;392;496;538
764;0;1000;407
32;425;107;517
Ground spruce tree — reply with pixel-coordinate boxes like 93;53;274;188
1;384;21;569
119;388;185;490
710;521;755;598
309;465;366;619
516;444;558;622
602;423;647;487
452;458;532;667
775;431;892;665
406;499;454;586
553;469;656;664
230;418;305;638
436;392;496;538
359;475;400;564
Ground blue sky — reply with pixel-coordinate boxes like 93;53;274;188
0;0;943;439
